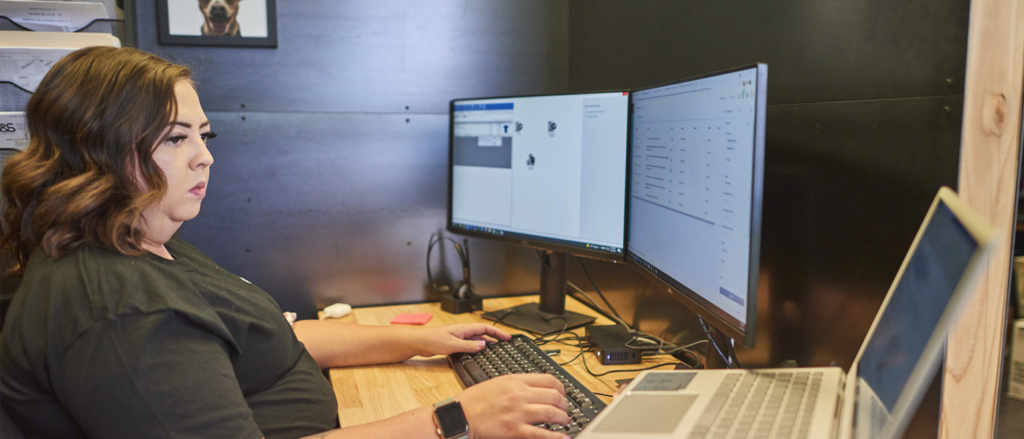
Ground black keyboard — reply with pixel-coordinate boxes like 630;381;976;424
448;334;606;436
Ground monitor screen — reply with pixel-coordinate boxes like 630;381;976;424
448;91;630;258
626;65;767;347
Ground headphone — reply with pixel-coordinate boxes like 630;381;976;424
426;233;473;299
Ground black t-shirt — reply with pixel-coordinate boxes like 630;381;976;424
0;238;338;438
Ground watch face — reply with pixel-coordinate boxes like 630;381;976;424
436;401;469;436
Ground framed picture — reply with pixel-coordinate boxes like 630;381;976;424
157;0;277;48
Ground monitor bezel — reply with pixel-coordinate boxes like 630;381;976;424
446;90;633;263
624;64;767;348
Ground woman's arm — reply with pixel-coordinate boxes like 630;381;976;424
292;320;510;369
300;406;436;439
301;374;573;439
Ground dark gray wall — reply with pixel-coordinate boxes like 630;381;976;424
567;1;968;438
133;0;569;314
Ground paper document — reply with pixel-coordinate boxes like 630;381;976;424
0;1;108;32
0;47;77;92
0;112;29;151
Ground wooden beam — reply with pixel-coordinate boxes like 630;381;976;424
942;1;1024;438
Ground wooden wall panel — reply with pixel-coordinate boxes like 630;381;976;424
943;0;1024;437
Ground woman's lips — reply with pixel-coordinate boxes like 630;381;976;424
190;182;207;197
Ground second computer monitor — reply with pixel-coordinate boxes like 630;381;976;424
627;65;767;348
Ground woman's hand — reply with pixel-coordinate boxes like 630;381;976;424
457;374;571;439
410;324;511;357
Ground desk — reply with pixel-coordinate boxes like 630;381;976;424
327;295;680;428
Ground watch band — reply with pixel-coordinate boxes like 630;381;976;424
433;398;470;439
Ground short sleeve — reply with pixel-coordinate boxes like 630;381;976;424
53;311;265;439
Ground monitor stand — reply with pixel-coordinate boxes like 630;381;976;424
482;251;596;335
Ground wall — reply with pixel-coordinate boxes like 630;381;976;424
133;0;570;315
566;1;969;438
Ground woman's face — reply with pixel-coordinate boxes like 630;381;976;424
141;80;215;235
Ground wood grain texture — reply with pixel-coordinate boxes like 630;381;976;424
942;1;1024;438
328;296;678;427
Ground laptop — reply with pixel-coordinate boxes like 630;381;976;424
576;187;998;439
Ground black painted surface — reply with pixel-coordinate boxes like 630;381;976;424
569;0;969;104
135;0;569;113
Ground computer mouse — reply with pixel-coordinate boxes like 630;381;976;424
321;303;352;319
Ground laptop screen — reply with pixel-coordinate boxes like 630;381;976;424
855;200;978;412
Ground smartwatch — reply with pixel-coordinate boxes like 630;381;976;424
432;398;470;439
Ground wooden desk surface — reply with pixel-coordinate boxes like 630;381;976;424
327;295;679;428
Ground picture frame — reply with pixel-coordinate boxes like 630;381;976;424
157;0;277;48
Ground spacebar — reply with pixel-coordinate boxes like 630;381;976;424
463;362;490;385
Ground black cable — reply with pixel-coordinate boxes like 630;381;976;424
566;289;623;327
593;392;615;398
534;330;588;349
699;316;733;369
729;342;742;369
489;308;518;328
574;256;626;324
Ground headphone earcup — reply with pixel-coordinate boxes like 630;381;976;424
456;282;472;299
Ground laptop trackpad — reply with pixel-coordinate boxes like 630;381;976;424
592;393;697;433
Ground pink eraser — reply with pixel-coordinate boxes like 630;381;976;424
390;313;433;325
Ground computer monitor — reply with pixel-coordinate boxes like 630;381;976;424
447;91;631;334
626;64;768;350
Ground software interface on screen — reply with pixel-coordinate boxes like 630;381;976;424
856;201;976;414
450;92;629;253
628;67;764;331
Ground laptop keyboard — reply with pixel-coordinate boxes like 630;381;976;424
687;371;822;439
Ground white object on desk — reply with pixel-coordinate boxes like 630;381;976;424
320;303;352;319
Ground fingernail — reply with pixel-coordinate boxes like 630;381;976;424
477;341;486;348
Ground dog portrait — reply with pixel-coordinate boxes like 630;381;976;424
200;0;241;37
159;0;277;48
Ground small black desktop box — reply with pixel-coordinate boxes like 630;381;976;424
586;325;642;365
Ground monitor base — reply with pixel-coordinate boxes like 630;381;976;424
482;302;596;335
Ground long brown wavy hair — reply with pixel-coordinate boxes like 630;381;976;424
0;46;192;276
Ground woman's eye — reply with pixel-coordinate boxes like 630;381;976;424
201;131;218;142
166;135;187;145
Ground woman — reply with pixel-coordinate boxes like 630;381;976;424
0;46;571;439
